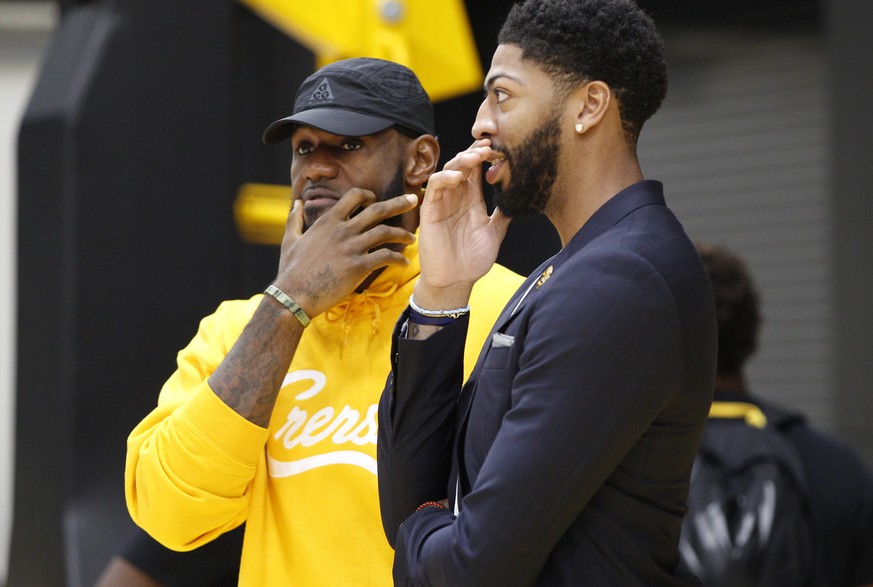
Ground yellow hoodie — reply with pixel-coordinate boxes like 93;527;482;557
125;238;523;586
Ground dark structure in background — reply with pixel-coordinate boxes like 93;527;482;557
827;0;873;503
9;0;871;585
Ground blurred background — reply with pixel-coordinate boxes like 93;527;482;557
0;0;870;585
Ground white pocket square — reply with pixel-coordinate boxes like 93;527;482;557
492;332;515;348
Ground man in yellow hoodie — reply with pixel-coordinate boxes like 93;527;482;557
108;58;522;586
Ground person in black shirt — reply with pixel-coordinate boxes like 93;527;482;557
696;242;873;587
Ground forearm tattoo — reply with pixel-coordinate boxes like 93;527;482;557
209;299;303;427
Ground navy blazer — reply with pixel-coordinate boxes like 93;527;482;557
378;181;717;586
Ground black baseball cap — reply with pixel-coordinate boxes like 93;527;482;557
262;57;435;144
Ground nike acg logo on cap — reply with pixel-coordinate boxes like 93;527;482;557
309;78;334;103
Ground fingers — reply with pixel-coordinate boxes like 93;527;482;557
329;189;418;229
353;192;419;230
330;187;378;219
316;224;414;294
442;144;494;174
357;223;417;252
425;169;470;194
287;198;304;235
423;143;494;203
279;198;305;251
427;149;487;190
313;190;418;269
359;245;413;272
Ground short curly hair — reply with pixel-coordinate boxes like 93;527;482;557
498;0;667;144
696;243;761;376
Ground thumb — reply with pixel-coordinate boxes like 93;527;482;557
490;207;512;243
287;198;304;237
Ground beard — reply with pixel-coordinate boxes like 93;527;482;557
491;111;562;218
303;164;407;231
378;165;407;228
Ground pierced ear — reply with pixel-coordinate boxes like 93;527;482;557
404;135;439;187
572;80;611;133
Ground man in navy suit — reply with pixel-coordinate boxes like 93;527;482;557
377;0;718;585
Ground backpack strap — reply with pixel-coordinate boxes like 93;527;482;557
709;401;768;428
709;399;806;432
706;400;811;508
758;401;806;432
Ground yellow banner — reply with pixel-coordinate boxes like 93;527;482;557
234;183;292;246
239;0;482;102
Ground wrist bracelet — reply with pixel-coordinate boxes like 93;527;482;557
264;284;311;328
415;501;448;512
408;308;458;327
408;294;470;319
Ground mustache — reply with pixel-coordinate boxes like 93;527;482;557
302;180;340;194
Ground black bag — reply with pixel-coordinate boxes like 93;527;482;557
679;401;815;587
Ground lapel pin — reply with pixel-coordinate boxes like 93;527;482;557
536;265;553;289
